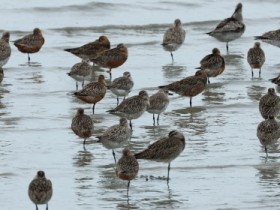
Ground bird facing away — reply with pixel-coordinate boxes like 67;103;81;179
0;31;11;67
74;75;107;114
116;148;139;196
64;35;110;60
14;28;45;62
196;48;225;84
28;171;52;210
97;118;132;164
255;29;280;48
159;70;208;107
247;42;265;78
162;19;186;62
259;88;280;119
147;89;171;125
67;59;92;90
108;71;134;105
91;43;128;79
135;130;185;183
206;3;245;52
71;108;94;147
0;68;3;83
257;115;280;158
107;90;150;129
270;74;280;86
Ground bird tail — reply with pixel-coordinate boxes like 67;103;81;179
158;85;166;89
254;36;266;40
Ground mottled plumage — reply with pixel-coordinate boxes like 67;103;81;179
270;74;280;86
97;118;132;164
162;19;186;62
108;71;134;105
247;42;265;77
91;43;128;79
71;108;94;146
257;116;280;157
147;89;170;125
0;32;11;67
259;88;280;119
207;3;245;51
74;75;107;114
28;171;52;210
196;48;225;83
64;35;110;60
116;148;139;195
14;28;44;62
135;130;185;183
0;68;3;83
255;29;280;48
159;70;207;107
67;59;92;90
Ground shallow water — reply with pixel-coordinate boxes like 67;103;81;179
1;0;280;209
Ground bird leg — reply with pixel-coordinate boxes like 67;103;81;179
46;203;48;210
117;97;119;106
251;68;254;78
226;42;229;52
152;114;155;126
189;97;192;107
167;162;171;184
157;114;160;125
129;120;132;129
170;52;174;63
92;103;96;114
259;68;261;78
127;180;130;197
112;149;117;165
76;81;78;91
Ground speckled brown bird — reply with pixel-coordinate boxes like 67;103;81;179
196;48;225;84
255;28;280;48
135;130;185;183
159;70;207;107
74;75;107;114
257;115;280;157
162;19;186;62
28;171;52;210
14;28;45;62
247;42;265;77
0;31;11;67
64;35;110;60
259;88;280;119
116;148;139;195
91;43;128;79
71;108;94;147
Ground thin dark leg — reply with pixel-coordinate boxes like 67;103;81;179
82;80;84;88
259;68;261;77
265;146;268;158
251;69;254;78
170;52;174;62
207;77;210;84
76;81;78;90
112;149;116;165
117;97;119;106
167;162;171;184
109;68;112;80
83;138;86;146
129;120;132;129
226;42;229;52
127;180;130;196
157;114;160;125
190;97;192;107
28;53;30;62
92;103;96;114
36;204;38;210
152;114;155;126
46;203;48;210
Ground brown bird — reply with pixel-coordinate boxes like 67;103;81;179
135;130;185;183
74;75;107;114
255;29;280;48
91;43;128;79
116;148;139;196
247;42;265;77
64;35;110;60
14;28;45;62
28;171;52;210
159;70;207;107
196;48;225;84
259;88;280;119
71;108;94;147
0;31;11;67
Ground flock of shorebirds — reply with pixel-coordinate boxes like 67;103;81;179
1;2;280;210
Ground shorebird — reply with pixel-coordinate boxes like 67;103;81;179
162;19;186;62
270;74;280;86
247;42;265;77
67;59;92;90
257;115;280;157
28;171;52;210
196;48;225;84
107;71;134;105
0;68;3;83
71;108;94;147
159;70;207;107
255;29;280;48
14;28;44;62
74;75;107;114
147;89;171;125
64;35;110;60
97;118;132;164
135;130;185;183
116;148;139;196
259;88;280;119
0;31;11;67
207;3;245;52
91;43;128;79
107;90;150;129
